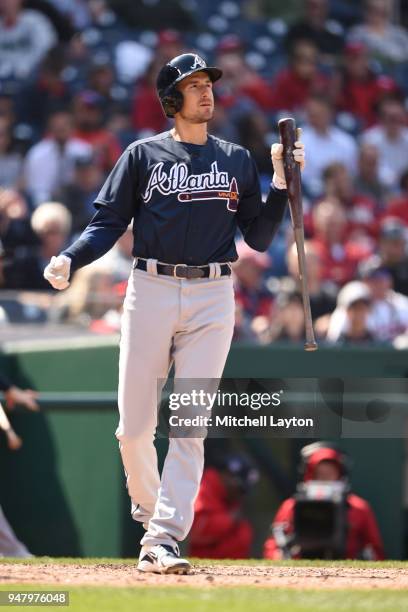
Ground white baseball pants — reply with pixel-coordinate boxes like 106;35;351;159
115;260;235;548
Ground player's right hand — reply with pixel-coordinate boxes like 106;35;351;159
43;254;71;290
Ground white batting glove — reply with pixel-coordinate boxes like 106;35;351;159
271;137;306;189
43;254;71;290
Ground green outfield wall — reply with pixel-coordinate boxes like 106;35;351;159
0;339;406;559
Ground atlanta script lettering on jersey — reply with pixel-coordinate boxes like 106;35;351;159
142;161;239;211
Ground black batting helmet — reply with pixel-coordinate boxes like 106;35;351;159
156;53;222;118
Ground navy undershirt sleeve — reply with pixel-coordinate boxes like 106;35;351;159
237;152;288;252
62;206;129;273
61;146;137;273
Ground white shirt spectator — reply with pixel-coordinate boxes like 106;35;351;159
0;10;57;79
327;290;408;343
348;23;408;65
369;291;408;342
361;125;408;189
300;125;358;196
24;138;92;206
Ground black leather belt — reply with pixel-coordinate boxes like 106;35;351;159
133;258;231;279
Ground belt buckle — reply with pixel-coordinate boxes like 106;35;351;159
174;264;188;279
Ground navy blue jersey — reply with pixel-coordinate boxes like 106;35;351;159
63;131;287;270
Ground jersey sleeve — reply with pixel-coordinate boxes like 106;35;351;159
61;147;139;272
94;146;139;223
236;151;288;252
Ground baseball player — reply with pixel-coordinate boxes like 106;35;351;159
44;53;305;574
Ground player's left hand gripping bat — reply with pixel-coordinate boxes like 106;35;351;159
0;401;22;450
278;117;318;352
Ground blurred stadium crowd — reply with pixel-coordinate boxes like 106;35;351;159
1;0;408;347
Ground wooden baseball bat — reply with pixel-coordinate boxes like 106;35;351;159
0;401;22;450
278;117;318;352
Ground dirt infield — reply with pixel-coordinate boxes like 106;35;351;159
2;562;408;590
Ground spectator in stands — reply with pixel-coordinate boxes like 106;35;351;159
57;152;103;236
55;262;121;327
311;199;371;286
131;58;170;136
361;97;408;190
264;285;305;344
0;189;34;252
0;94;15;126
270;39;329;114
0;201;72;290
190;454;259;559
111;0;196;31
359;258;408;342
0;0;57;79
327;258;408;344
376;219;408;296
129;30;184;134
155;29;184;64
264;443;385;559
0;117;23;190
326;281;377;345
381;169;408;227
300;96;358;196
87;56;120;121
320;163;377;243
48;0;91;30
232;240;274;341
286;241;337;320
237;111;272;176
208;92;239;144
98;223;133;282
24;110;92;207
72;90;121;173
215;37;273;112
355;142;389;210
334;41;398;128
348;0;408;67
285;0;344;60
17;46;72;136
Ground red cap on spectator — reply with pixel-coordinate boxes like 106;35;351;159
77;90;104;107
376;75;398;93
217;34;244;54
158;29;182;46
344;41;367;56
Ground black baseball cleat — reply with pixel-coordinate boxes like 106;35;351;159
137;543;191;574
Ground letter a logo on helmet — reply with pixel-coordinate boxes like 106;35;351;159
191;55;206;70
156;53;223;118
